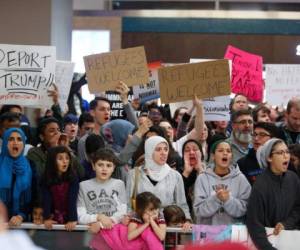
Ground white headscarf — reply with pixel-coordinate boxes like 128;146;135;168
144;136;171;182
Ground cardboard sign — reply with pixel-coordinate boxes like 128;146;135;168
55;61;75;112
133;61;161;103
169;95;230;121
158;59;231;103
265;64;300;107
0;44;56;107
224;45;263;102
84;46;149;93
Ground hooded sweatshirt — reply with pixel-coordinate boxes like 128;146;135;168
193;166;251;225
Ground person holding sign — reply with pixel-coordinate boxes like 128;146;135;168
89;81;138;136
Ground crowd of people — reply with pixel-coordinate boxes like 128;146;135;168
1;76;300;250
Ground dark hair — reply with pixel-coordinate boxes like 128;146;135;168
163;205;186;226
210;140;230;154
0;105;22;115
230;109;252;123
254;122;279;138
136;192;161;220
229;93;248;111
0;112;21;125
37;117;61;136
89;97;111;110
78;112;94;128
252;104;270;122
90;148;121;166
182;139;204;161
44;146;75;186
85;134;106;158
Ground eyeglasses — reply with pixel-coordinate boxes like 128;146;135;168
234;119;253;125
252;132;271;138
271;149;290;156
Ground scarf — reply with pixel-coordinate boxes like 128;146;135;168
0;128;32;216
144;136;171;182
101;119;135;153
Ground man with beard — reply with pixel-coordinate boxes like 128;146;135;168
278;98;300;145
225;109;253;166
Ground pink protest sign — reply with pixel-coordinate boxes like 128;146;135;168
224;45;263;102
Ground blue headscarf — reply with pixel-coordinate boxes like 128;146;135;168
0;128;32;217
101;119;135;153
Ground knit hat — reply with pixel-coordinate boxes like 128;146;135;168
256;138;282;169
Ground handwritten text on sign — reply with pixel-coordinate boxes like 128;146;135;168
224;45;263;102
158;59;231;103
0;44;56;107
265;64;300;107
84;46;149;93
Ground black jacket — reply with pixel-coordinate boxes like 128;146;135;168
237;148;262;186
246;168;300;250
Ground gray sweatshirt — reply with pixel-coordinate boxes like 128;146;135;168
126;166;191;219
193;166;251;225
77;178;127;224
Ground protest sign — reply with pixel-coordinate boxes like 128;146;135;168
224;45;263;102
158;59;231;103
0;44;56;107
84;46;149;93
265;64;300;107
55;61;75;112
105;88;137;119
133;61;161;103
169;95;230;121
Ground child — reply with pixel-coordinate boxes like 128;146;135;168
91;191;166;250
163;205;187;249
77;148;127;231
163;205;186;227
41;146;79;231
127;192;166;249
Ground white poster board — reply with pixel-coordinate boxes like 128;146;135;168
265;64;300;107
133;62;161;103
0;44;56;107
55;61;75;112
169;95;230;121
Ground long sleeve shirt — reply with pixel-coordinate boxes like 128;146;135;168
77;178;127;224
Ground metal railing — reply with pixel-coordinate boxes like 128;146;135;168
10;223;192;250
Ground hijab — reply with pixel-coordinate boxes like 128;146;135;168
101;119;135;153
144;136;171;182
0;128;32;216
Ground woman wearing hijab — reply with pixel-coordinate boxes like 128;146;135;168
0;128;32;226
193;140;251;225
246;138;300;250
126;136;191;227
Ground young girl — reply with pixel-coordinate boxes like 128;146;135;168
193;140;251;225
42;146;79;231
92;191;166;250
128;192;166;249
